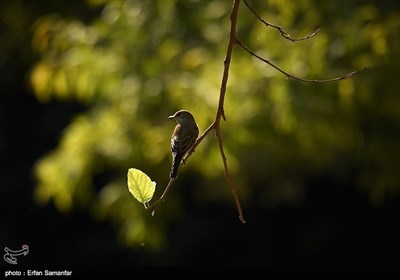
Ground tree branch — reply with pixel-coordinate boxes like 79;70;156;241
244;0;320;43
236;39;367;83
151;0;246;223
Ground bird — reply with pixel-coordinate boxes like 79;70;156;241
168;110;199;179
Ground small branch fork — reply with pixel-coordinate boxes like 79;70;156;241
243;0;320;43
150;0;366;223
236;40;367;83
240;0;367;82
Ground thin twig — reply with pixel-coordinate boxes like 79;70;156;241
215;120;246;224
149;178;175;215
244;0;320;43
236;39;367;83
182;121;216;162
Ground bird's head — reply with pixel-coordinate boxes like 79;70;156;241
168;110;195;124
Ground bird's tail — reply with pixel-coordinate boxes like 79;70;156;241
170;154;182;179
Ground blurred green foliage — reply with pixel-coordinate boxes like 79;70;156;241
24;0;400;248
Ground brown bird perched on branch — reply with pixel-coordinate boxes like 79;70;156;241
168;110;199;179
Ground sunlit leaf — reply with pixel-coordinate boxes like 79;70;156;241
127;168;156;208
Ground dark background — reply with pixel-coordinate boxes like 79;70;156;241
1;0;400;278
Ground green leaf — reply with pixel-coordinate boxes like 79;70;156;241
127;168;156;208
